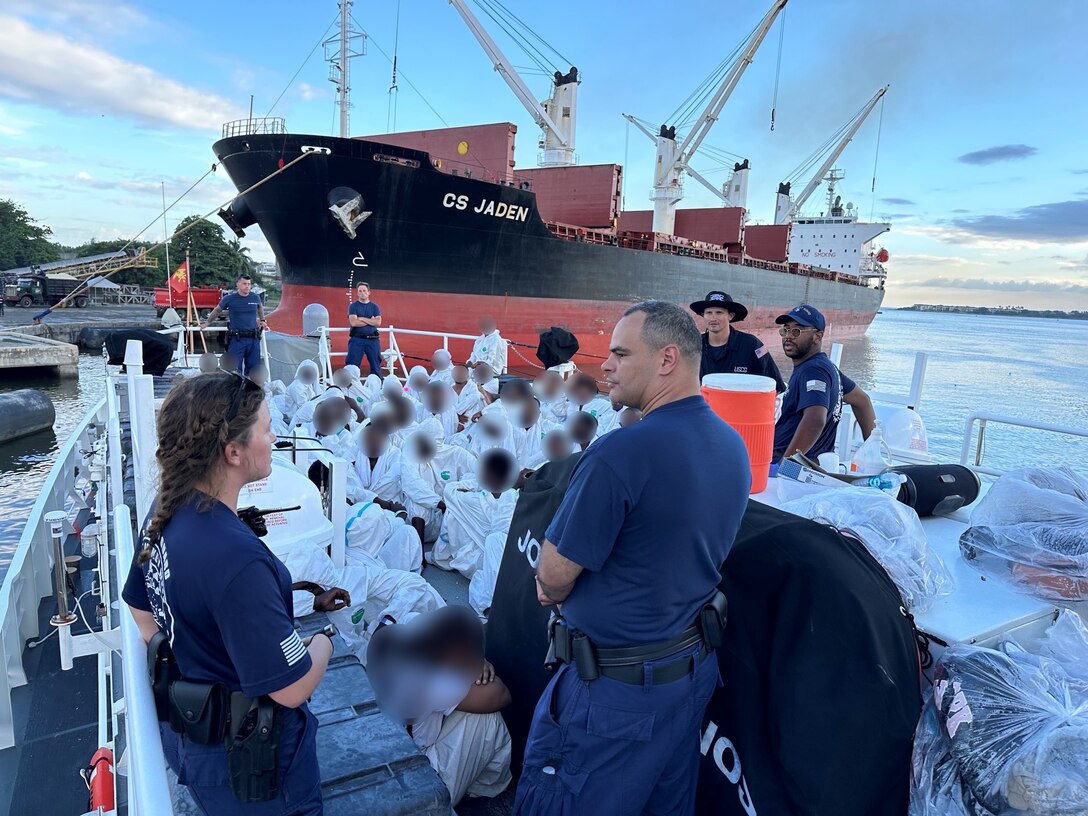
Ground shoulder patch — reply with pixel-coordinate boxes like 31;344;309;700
805;379;827;393
755;345;768;358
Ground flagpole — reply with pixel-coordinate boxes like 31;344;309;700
185;247;193;358
162;181;172;312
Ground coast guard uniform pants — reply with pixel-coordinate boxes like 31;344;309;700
163;705;322;815
515;642;719;816
226;336;261;375
346;336;382;378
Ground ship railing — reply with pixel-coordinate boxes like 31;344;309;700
163;325;271;374
0;398;105;750
960;413;1088;478
221;117;287;138
313;325;491;382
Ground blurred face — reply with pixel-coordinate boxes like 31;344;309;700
618;407;643;428
701;306;732;333
453;365;469;385
409;372;429;392
481;416;504;440
544;430;573;462
363;425;388;458
535;371;561;400
313;402;339;436
247;365;268;386
424;383;447;413
566;378;594;407
237;278;252;296
412;433;437;462
298;365;317;385
480;316;496;335
232;402;275;482
519;399;540;429
570;412;596;446
333;369;351;389
780;320;821;360
479;452;513;493
473;364;494;384
390;395;414;428
356;283;370;302
431;351;451;371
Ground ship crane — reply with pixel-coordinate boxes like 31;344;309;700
623;0;788;235
448;0;579;167
773;84;888;224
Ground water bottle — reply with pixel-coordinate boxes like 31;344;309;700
850;422;892;474
851;472;907;496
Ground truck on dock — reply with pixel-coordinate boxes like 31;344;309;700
7;273;88;308
152;285;225;318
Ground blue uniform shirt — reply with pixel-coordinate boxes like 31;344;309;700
218;291;262;331
774;352;856;460
122;497;311;698
699;329;786;392
349;301;381;338
545;395;750;647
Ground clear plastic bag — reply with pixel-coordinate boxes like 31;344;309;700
959;466;1088;600
911;637;1088;815
780;488;954;611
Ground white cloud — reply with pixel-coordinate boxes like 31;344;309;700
0;16;243;131
898;223;1050;251
892;253;987;268
6;0;148;37
0;105;37;136
298;82;319;101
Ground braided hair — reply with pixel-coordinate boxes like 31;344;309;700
138;372;266;563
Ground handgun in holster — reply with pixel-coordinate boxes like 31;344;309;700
698;590;729;650
225;693;283;803
544;613;572;672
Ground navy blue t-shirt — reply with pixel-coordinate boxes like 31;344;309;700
773;352;857;460
349;300;381;338
123;497;311;698
546;395;750;647
218;291;262;331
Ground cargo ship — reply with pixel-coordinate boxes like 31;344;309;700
213;0;890;366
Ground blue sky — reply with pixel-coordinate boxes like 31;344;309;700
2;0;1086;309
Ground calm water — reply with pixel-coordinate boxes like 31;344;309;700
0;311;1085;580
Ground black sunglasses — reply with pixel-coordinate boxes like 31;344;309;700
225;374;262;423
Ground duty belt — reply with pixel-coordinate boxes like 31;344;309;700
545;591;726;686
227;329;261;339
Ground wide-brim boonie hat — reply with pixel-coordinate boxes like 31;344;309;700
689;291;748;322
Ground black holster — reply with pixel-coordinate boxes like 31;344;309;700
544;613;571;671
698;590;728;650
147;631;179;723
169;681;231;744
225;693;283;803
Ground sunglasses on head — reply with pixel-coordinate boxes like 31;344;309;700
778;326;818;339
225;374;262;423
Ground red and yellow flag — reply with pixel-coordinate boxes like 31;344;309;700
168;260;189;295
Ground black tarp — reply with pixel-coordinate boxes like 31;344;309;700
536;327;580;369
103;329;176;377
486;487;922;814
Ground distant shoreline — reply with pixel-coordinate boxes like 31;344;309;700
896;305;1088;321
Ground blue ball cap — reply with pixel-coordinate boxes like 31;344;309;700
774;304;826;331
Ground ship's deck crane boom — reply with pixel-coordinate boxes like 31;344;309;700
447;0;579;167
623;0;788;234
775;84;889;224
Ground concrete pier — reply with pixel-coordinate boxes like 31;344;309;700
0;332;79;377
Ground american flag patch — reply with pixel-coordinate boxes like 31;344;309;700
280;631;307;666
755;345;768;359
805;379;827;393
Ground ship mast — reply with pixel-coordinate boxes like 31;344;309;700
624;0;787;235
774;84;888;224
448;0;579;167
325;1;366;138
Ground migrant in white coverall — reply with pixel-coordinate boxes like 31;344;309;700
430;348;454;386
430;447;518;580
282;359;320;422
466;316;507;375
366;606;512;807
405;365;430;402
401;419;477;543
416;380;459;442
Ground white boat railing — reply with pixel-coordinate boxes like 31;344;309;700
114;503;175;815
164;325;271;372
960;412;1088;477
0;398;104;750
314;325;485;382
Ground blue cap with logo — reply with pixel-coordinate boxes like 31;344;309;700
774;304;826;331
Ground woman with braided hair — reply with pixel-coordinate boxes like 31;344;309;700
123;372;330;815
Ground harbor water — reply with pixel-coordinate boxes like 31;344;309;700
0;309;1085;581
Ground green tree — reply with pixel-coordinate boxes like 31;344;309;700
168;215;257;288
0;199;60;271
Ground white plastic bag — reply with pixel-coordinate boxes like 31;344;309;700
781;488;953;611
959;466;1088;600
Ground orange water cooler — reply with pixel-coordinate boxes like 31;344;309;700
701;373;777;494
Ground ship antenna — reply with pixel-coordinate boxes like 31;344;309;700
325;1;366;138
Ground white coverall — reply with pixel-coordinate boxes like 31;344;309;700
429;481;517;578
